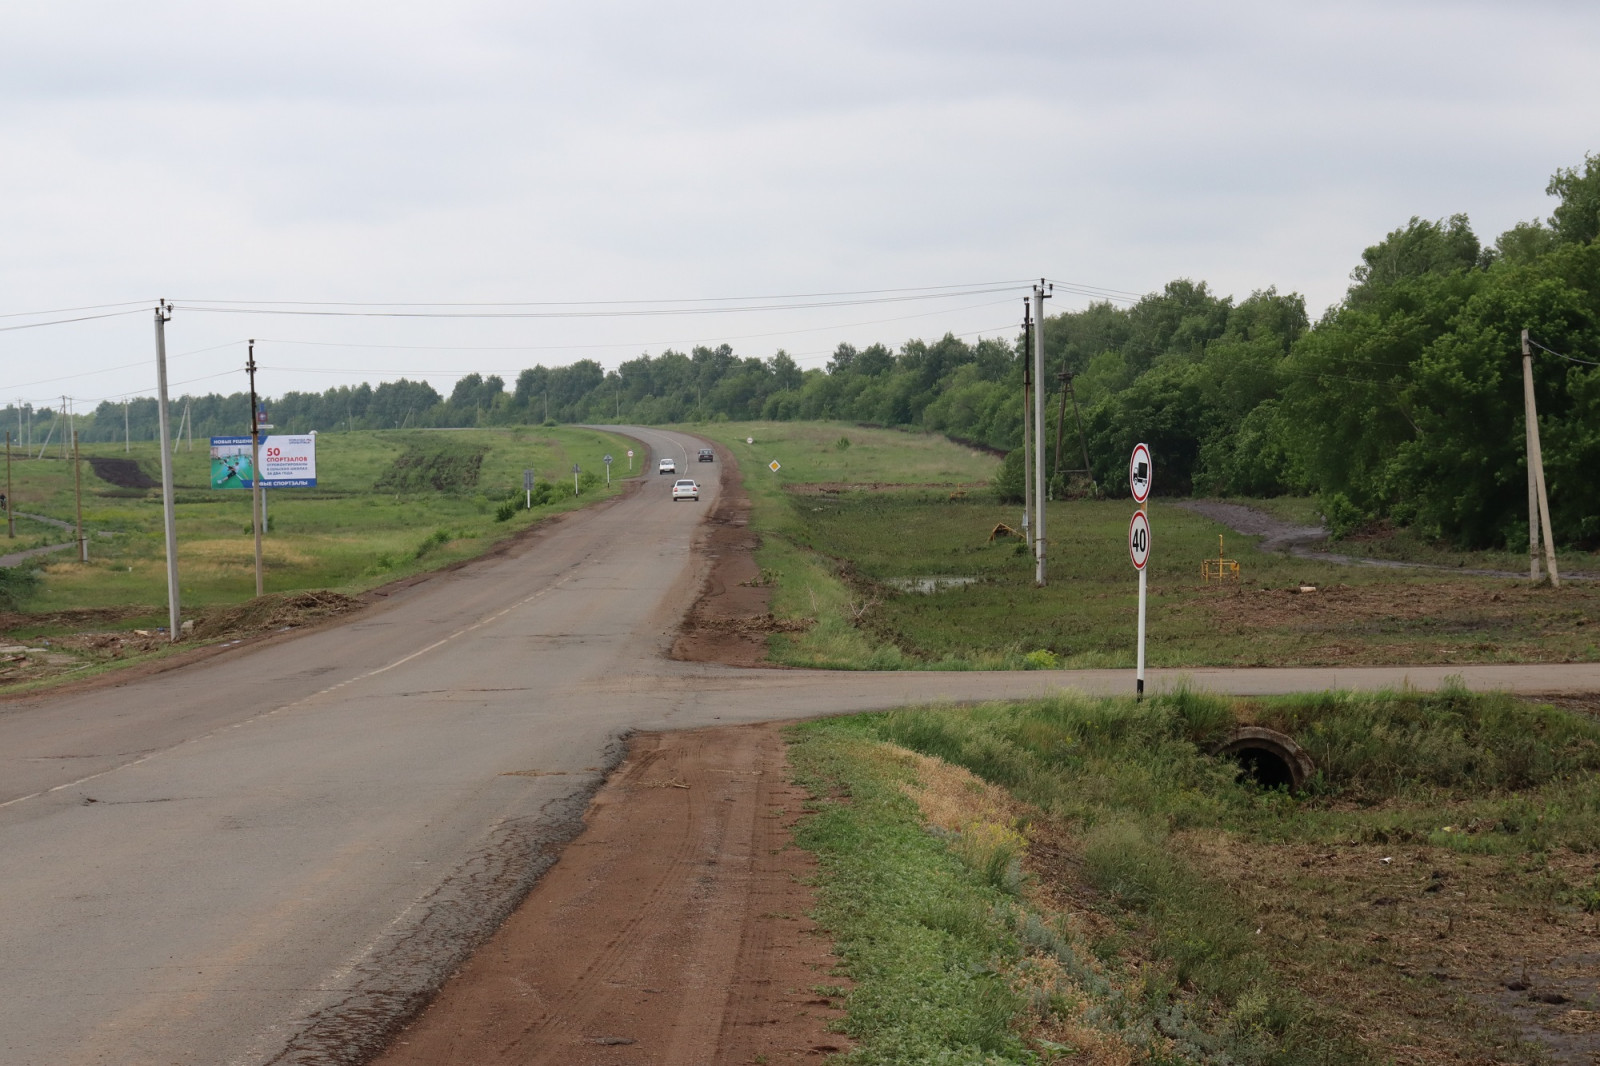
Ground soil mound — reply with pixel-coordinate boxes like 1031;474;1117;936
88;457;158;490
192;590;362;639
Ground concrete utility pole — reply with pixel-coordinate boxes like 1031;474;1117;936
154;301;181;641
5;431;13;538
1021;300;1033;545
124;400;130;453
247;340;265;598
1031;280;1051;586
1521;330;1560;586
73;431;86;562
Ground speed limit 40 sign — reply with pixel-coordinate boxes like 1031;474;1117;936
1129;510;1150;570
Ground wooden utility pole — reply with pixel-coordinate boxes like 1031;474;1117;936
1521;329;1560;587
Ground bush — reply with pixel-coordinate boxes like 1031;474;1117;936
0;564;40;611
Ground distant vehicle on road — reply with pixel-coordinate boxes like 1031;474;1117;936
658;458;677;475
671;479;700;501
697;449;715;462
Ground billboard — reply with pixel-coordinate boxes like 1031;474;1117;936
210;435;317;488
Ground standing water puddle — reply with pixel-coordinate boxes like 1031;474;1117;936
885;576;980;594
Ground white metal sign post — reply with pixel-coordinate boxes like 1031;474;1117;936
603;453;613;486
1130;509;1150;700
626;448;634;472
1128;442;1152;701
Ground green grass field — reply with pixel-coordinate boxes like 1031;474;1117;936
686;422;1600;669
2;426;639;614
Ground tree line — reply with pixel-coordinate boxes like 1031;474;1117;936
9;154;1595;548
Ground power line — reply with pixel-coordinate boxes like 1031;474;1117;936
0;299;151;321
0;307;148;333
172;280;1037;310
170;285;1026;321
1528;337;1600;367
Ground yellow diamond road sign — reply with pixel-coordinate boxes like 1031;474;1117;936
769;460;781;472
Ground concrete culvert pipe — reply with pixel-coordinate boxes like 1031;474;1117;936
1212;726;1316;792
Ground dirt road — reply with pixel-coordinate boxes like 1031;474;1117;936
3;429;1600;1066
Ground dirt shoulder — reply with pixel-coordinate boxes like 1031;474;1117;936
671;441;794;668
370;722;850;1066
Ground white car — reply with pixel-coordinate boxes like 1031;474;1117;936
671;479;699;501
658;458;676;475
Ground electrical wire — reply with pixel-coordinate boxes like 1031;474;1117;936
1528;338;1600;367
171;285;1027;321
173;280;1037;310
0;299;152;321
0;308;148;333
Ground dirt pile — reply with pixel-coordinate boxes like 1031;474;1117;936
673;452;796;668
87;457;158;490
191;590;363;639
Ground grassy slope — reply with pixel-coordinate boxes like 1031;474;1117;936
793;688;1600;1063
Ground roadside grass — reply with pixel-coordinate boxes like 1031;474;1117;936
686;421;1001;668
682;423;1597;669
0;427;637;684
3;426;635;610
792;687;1600;1063
773;488;1600;668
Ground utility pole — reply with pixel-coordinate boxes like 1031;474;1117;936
124;399;130;453
154;301;181;641
1032;279;1051;587
246;340;265;598
1521;330;1560;586
73;431;86;562
1021;299;1033;547
5;431;13;538
61;396;69;460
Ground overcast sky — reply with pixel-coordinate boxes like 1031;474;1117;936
4;0;1598;410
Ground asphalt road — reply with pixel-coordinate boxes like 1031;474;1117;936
2;426;1598;1066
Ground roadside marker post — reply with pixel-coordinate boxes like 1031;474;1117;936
603;454;613;486
523;468;534;509
1128;443;1152;701
572;463;580;496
